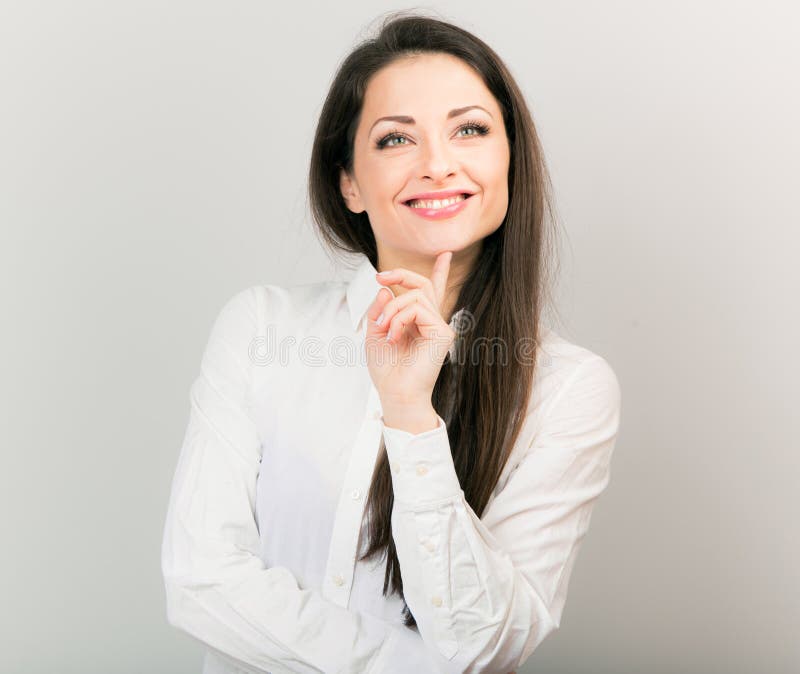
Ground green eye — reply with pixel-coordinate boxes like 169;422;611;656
383;135;408;148
375;121;490;150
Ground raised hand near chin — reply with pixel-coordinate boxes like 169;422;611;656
364;251;455;424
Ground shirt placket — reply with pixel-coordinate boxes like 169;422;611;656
321;324;384;607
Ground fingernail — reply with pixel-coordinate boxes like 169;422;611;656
377;270;393;275
376;312;384;326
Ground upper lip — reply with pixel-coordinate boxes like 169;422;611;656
403;189;475;203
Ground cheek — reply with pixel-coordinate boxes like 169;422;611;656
477;166;509;203
365;166;406;208
471;142;509;187
354;152;384;199
488;147;510;203
471;147;510;220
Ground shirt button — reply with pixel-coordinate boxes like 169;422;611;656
431;595;442;607
425;540;435;553
391;461;400;473
416;464;429;476
351;488;361;500
333;574;344;587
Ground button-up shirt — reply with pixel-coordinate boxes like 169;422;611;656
160;255;622;674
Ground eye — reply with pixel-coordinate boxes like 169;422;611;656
375;120;491;150
455;120;491;138
375;129;409;149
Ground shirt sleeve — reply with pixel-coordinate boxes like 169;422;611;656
160;286;462;674
381;354;622;673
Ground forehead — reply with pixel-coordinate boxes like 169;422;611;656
360;53;496;123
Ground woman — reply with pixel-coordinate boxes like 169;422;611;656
161;11;621;674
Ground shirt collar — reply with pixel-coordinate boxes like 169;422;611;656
346;255;381;332
345;254;467;333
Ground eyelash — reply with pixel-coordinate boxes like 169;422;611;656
375;119;491;149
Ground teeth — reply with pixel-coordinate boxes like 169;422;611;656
407;194;467;209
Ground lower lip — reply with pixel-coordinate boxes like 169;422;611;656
402;195;473;220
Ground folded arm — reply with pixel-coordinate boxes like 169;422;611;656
161;287;462;674
382;355;622;673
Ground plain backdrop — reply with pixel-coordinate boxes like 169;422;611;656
1;2;798;673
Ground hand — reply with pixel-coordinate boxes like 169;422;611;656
365;251;456;407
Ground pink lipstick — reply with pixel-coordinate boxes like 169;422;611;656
402;193;474;220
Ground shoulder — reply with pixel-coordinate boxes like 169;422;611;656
488;327;622;498
537;325;619;390
523;326;622;438
207;278;348;341
200;280;347;385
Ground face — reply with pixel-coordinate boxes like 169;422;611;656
339;53;511;271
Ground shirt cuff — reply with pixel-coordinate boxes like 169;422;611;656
381;413;463;511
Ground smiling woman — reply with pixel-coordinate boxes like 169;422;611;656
162;9;621;674
337;51;511;316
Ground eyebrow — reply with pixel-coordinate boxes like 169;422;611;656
368;105;493;135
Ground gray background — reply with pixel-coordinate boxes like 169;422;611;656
1;1;798;673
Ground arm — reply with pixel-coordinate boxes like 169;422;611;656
381;355;622;672
160;287;460;674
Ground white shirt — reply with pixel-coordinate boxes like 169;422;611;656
161;255;622;674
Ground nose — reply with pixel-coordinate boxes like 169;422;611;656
418;136;457;183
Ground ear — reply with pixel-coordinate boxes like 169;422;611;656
339;167;366;214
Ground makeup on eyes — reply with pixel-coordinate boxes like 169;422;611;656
375;120;490;150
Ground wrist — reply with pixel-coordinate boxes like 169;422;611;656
380;399;439;435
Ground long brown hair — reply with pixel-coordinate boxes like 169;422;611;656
307;10;561;628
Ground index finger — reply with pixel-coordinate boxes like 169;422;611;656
430;251;453;305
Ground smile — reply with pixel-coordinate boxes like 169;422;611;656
402;193;474;220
